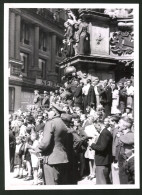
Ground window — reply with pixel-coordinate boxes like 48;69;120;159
39;30;47;52
20;21;30;45
38;58;46;79
20;52;29;74
9;87;15;112
56;37;62;57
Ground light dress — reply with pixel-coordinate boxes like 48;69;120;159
30;140;39;168
84;124;99;160
111;89;121;114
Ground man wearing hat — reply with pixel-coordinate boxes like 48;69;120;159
42;91;49;108
33;90;42;108
61;113;88;182
122;105;133;119
124;146;135;184
35;103;69;185
115;116;134;184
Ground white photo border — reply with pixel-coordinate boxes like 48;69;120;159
4;3;139;190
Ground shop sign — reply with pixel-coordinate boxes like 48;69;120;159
35;79;59;87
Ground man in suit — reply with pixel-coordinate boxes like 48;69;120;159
35;114;45;133
9;121;16;172
118;82;127;114
92;77;104;109
74;80;83;110
100;80;112;117
91;125;113;184
42;91;50;108
87;80;96;108
35;103;69;185
115;117;134;184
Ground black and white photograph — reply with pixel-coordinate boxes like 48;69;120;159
4;3;139;190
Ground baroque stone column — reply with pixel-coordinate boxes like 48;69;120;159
31;24;41;79
9;11;15;59
34;24;39;68
51;33;56;72
15;14;21;60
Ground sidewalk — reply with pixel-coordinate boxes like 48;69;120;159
8;173;96;186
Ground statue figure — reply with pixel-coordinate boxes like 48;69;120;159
73;22;80;55
65;9;77;23
64;19;75;57
77;19;90;55
61;39;68;59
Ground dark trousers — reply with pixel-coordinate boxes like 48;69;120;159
118;155;128;184
96;165;111;184
43;163;69;185
10;147;15;172
104;104;111;118
83;95;88;114
79;152;86;179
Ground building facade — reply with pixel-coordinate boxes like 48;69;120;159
9;8;66;112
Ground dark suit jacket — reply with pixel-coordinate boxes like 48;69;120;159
87;85;96;106
37;116;69;165
91;128;113;166
74;86;82;104
100;86;112;105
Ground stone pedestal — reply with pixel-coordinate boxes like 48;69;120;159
60;55;117;81
60;10;117;81
60;9;134;82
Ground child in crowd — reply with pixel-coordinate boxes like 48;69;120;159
13;136;24;178
28;132;40;185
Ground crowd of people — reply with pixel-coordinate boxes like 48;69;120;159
9;75;135;185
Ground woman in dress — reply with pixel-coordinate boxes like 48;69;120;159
84;116;99;180
111;82;121;115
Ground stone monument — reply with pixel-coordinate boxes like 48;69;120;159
59;8;134;82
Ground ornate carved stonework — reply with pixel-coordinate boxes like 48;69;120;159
110;31;134;56
104;9;133;19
